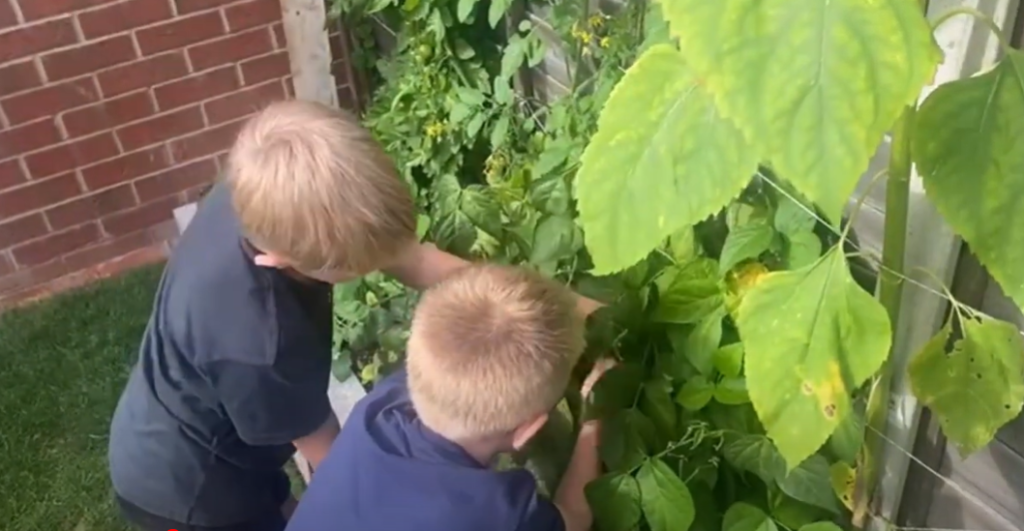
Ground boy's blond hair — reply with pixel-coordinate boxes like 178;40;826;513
407;264;585;439
226;100;415;275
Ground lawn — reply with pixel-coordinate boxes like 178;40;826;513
0;265;162;530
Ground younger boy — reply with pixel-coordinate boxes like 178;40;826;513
285;264;611;531
108;101;567;531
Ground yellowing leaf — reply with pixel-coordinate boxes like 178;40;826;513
914;51;1024;311
830;461;857;512
638;459;696;531
576;44;758;274
908;318;1024;455
661;0;940;222
736;246;892;468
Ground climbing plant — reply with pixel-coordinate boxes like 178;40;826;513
329;0;1024;530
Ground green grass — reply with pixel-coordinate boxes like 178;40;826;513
0;265;163;531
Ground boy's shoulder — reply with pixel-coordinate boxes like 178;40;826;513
286;368;565;531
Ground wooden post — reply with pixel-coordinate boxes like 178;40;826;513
279;0;338;107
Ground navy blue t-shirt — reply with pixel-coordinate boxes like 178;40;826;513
108;183;334;526
286;368;566;531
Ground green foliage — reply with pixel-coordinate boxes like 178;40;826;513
333;0;1024;529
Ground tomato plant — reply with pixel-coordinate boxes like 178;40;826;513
329;0;1024;530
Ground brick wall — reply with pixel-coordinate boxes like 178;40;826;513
0;0;298;307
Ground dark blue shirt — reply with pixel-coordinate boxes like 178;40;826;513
286;368;566;531
108;183;334;526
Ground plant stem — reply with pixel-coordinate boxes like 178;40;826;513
931;6;1013;53
851;103;915;531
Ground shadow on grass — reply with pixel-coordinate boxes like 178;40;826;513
0;264;163;531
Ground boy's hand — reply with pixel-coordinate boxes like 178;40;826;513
581;358;617;400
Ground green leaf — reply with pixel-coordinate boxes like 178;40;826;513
774;195;817;235
685;308;725;375
487;0;510;27
490;114;510;148
466;112;487;138
456;87;485;106
914;50;1024;311
456;0;476;22
720;222;775;275
654;257;724;324
576;44;758;274
785;232;823;270
663;0;941;223
638;459;696;531
772;497;831;530
530;214;577;265
778;455;841;513
722;434;786;484
736;246;892;468
500;35;526;78
641;379;679;439
828;407;864;465
713;343;744;378
601;409;656;471
453;38;475;59
799;523;844;531
908;317;1024;455
723;502;778;531
677;375;715;411
586;473;643;531
449;102;472;123
714;377;750;405
667;225;698;263
529;173;570;215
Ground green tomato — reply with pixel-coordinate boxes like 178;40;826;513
416;44;432;61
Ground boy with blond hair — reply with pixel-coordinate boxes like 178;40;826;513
285;264;612;531
108;100;598;531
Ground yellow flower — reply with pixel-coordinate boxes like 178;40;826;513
588;14;605;28
599;36;611;48
425;121;445;138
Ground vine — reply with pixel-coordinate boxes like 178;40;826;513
328;0;1024;530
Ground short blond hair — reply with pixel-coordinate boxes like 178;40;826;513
407;265;585;439
226;100;415;274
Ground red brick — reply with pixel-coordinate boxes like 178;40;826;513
153;66;239;111
117;106;205;151
204;81;284;125
0;18;78;63
283;77;294;98
337;84;357;111
168;120;243;163
12;223;102;267
136;11;224;56
0;214;48;249
61;91;156;138
81;146;170;190
182;181;213;203
63;229;153;272
240;51;290;85
24;134;119;179
0;0;16;30
45;184;138;230
134;158;215;202
0;60;42;98
20;0;116;21
0;260;70;299
1;77;100;126
0;160;27;192
174;0;237;13
41;35;137;82
272;23;285;49
79;0;174;39
225;0;281;31
97;52;189;97
0;252;14;277
0;173;82;219
189;27;273;72
0;119;62;159
102;195;179;236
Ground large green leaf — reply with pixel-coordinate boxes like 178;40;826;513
722;434;786;484
736;246;892;468
654;257;724;324
908;317;1024;455
601;409;657;471
723;502;778;531
661;0;940;222
719;222;776;275
638;459;696;531
576;44;758;274
586;473;643;531
913;51;1024;310
778;455;841;513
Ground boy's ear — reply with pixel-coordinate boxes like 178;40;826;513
511;413;549;451
253;253;289;269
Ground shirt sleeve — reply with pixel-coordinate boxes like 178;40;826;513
206;355;333;446
517;496;566;531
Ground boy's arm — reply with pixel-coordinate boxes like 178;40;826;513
384;242;603;315
293;415;340;471
553;422;601;531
